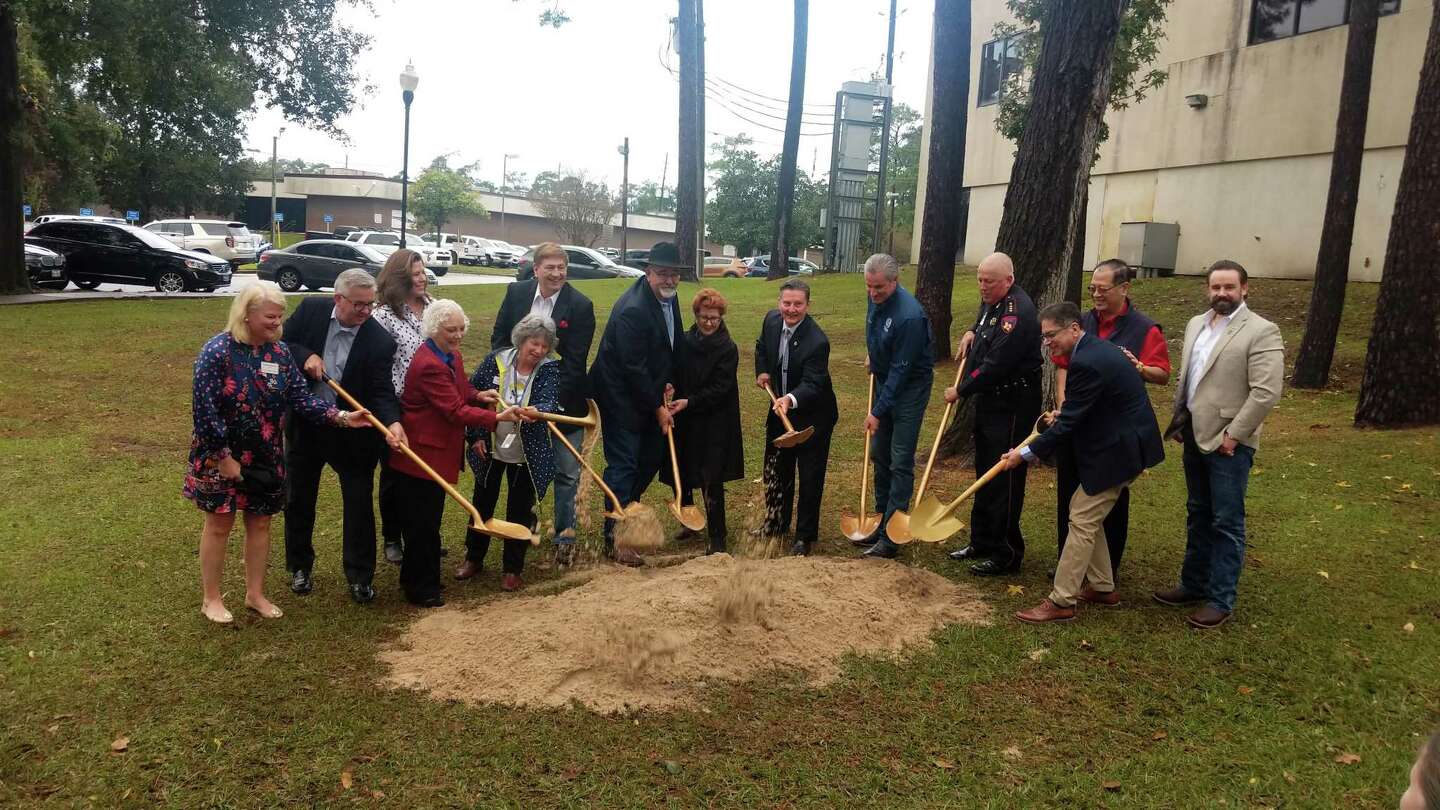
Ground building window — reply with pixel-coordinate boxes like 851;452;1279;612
977;36;1022;107
1251;0;1400;45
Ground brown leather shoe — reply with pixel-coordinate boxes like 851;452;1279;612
1187;605;1231;629
454;559;482;580
613;548;645;567
1014;599;1077;624
1152;586;1203;606
1078;588;1121;606
501;573;523;592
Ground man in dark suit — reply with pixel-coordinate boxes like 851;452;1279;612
283;268;404;603
588;241;686;566
999;301;1164;624
489;242;596;567
755;278;838;556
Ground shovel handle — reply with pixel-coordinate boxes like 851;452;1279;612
859;374;874;518
931;414;1048;522
323;375;490;533
916;350;968;500
761;383;801;434
546;420;625;516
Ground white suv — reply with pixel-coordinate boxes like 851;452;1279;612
345;231;452;275
144;219;261;267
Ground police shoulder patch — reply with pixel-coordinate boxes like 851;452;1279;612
1001;315;1018;333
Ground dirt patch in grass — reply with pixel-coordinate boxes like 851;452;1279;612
378;554;991;713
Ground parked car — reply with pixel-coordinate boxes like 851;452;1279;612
24;241;68;291
702;256;748;278
622;249;650;270
744;255;819;277
26;220;232;292
516;245;641;281
258;239;438;292
343;230;452;275
144;219;261;267
31;213;128;227
596;247;620;260
485;240;522;267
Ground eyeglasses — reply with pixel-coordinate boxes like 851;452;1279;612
696;315;722;324
1040;328;1066;342
1087;285;1118;295
342;296;375;312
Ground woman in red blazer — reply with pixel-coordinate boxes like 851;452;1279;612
392;299;524;607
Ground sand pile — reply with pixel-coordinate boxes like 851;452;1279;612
378;554;991;713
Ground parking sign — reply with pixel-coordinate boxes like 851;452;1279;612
23;204;31;217
323;214;333;224
80;208;94;216
126;210;139;222
274;212;284;223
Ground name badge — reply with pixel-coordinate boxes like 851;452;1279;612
499;433;517;450
260;361;280;376
492;376;502;386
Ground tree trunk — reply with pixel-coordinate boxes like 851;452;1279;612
1292;0;1380;389
769;0;808;282
994;0;1123;309
0;0;27;294
1354;6;1440;427
913;0;977;459
675;0;700;281
1065;183;1088;304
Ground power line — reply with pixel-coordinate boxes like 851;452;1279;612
711;74;833;111
658;47;833;137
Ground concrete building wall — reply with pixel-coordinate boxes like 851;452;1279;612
913;0;1432;281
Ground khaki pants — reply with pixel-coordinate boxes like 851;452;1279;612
1050;478;1134;607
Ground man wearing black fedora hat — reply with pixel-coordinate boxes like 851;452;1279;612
588;241;688;565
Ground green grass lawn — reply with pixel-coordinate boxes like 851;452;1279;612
0;271;1435;807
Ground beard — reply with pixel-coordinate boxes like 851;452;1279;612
658;286;678;300
1210;296;1238;316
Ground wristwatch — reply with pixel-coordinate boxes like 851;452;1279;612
333;409;350;427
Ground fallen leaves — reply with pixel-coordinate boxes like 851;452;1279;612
340;768;353;790
1151;730;1168;741
1027;648;1049;662
1237;686;1254;695
1334;752;1361;766
1403;622;1416;633
1102;780;1122;791
1001;746;1023;760
933;757;956;770
1006;584;1025;596
1079;639;1095;652
110;736;129;753
1317;570;1330;580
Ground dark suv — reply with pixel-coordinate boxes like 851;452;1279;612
257;239;386;292
26;220;232;292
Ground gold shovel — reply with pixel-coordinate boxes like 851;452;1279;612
906;414;1048;543
543;419;641;522
323;374;535;543
761;383;814;448
840;374;883;541
887;350;968;544
664;404;707;532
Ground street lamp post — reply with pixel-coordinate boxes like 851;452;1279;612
399;62;419;248
618;138;629;260
500;152;519;241
270;127;285;245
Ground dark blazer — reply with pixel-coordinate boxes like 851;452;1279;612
392;345;498;485
283;295;401;464
663;323;744;489
1027;333;1164;495
490;280;596;417
754;310;838;433
588;277;685;433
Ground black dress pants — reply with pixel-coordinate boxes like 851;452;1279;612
284;432;380;586
466;460;537;575
396;472;446;603
1056;446;1130;576
762;420;833;544
378;458;403;546
969;388;1041;568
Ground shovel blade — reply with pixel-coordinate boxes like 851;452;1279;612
907;495;966;543
670;502;707;532
476;517;539;544
771;426;814;448
885;510;914;544
840;509;882;541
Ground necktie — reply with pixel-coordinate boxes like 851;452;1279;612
663;300;674;347
780;326;792;394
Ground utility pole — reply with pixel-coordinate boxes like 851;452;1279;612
675;0;701;280
873;0;897;254
501;152;519;241
619;137;630;258
270;127;285;245
695;0;707;267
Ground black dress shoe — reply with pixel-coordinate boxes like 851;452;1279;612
349;583;376;604
861;542;899;560
409;594;445;608
969;558;1021;577
383;542;403;564
790;540;812;557
290;569;313;595
947;545;983;561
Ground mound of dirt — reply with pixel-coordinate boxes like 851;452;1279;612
378;554;991;713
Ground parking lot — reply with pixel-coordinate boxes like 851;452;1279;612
5;270;513;304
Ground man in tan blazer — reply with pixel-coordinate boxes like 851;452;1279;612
1155;260;1284;629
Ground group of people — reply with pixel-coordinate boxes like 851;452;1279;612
184;234;1283;634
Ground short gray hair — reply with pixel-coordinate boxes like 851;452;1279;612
863;253;900;280
335;268;376;296
510;314;556;351
422;298;469;338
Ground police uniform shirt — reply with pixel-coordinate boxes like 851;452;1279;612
956;283;1042;398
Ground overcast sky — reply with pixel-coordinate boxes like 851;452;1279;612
244;0;934;191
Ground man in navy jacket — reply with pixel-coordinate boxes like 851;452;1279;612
1000;301;1164;624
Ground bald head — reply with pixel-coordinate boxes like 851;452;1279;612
976;252;1015;305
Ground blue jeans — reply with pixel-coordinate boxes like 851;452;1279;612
870;380;932;546
599;422;665;549
1178;428;1254;613
550;424;584;545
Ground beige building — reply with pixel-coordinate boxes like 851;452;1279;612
246;172;724;255
912;0;1433;280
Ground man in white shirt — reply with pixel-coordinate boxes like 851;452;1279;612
1156;260;1284;629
